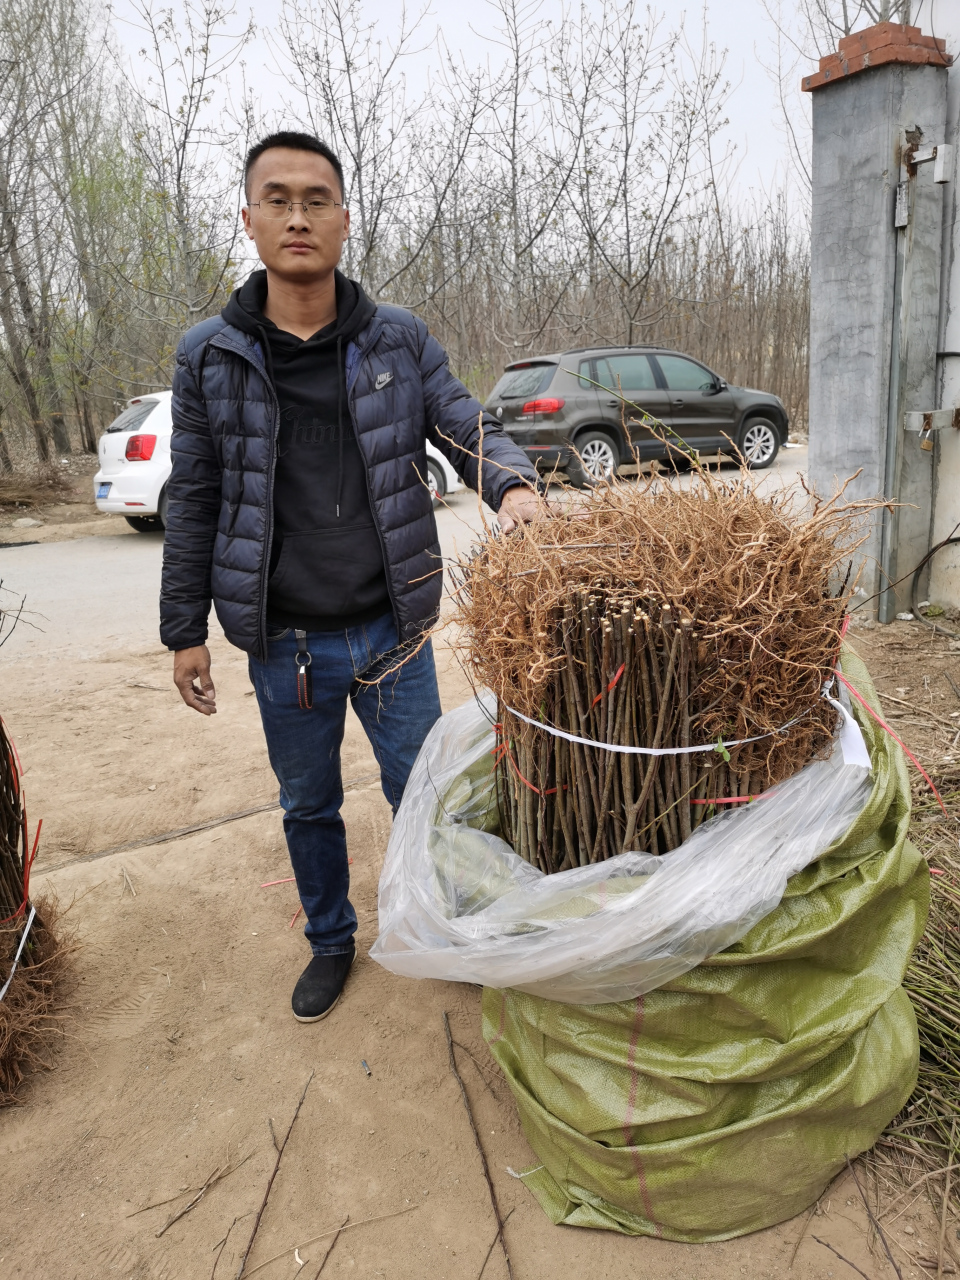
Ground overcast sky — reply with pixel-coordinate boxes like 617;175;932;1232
112;0;813;205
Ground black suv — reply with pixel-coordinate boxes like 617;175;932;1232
483;346;789;485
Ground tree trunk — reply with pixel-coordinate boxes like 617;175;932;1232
0;407;13;474
0;169;72;454
0;276;52;463
74;383;98;453
4;237;72;455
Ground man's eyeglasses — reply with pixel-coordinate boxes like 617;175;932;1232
248;197;344;221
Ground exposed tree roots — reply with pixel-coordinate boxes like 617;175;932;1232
453;467;876;868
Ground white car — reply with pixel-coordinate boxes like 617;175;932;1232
94;389;465;531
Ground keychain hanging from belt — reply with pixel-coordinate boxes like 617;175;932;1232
295;630;313;709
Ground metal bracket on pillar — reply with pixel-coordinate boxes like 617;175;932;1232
894;139;953;227
911;142;954;184
904;407;960;451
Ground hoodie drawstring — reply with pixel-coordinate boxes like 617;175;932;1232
336;335;344;520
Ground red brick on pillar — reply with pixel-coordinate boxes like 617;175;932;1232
802;22;951;92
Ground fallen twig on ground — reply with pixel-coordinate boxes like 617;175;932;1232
443;1011;513;1280
812;1235;876;1279
452;1038;504;1101
311;1215;348;1278
156;1152;253;1237
477;1207;516;1279
211;1214;249;1280
240;1205;419;1279
847;1156;902;1280
876;690;959;731
938;1120;957;1278
35;773;380;875
788;1202;818;1268
882;1164;960;1223
235;1072;314;1279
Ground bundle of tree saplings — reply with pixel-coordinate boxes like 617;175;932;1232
0;691;64;1102
452;470;873;872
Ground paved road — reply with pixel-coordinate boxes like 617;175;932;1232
0;446;808;662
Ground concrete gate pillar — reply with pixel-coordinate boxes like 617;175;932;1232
804;23;952;619
929;0;960;609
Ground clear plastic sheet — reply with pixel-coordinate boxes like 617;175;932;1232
370;691;873;1004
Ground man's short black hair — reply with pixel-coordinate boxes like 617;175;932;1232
244;131;345;201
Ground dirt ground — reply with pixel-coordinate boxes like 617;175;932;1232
0;469;953;1280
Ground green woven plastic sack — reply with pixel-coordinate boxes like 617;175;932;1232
482;647;929;1242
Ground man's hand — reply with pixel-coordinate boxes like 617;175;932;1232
497;484;543;534
173;645;217;715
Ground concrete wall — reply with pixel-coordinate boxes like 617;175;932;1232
929;0;960;607
809;62;948;615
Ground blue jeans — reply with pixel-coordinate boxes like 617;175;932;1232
248;613;441;954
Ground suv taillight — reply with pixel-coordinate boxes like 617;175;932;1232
521;398;565;414
125;434;157;461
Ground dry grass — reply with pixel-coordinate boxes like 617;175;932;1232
867;770;960;1233
0;467;73;510
451;466;877;869
0;895;69;1104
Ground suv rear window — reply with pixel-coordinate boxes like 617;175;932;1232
592;355;657;391
490;365;556;400
105;399;159;434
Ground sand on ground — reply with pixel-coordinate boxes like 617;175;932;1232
0;464;946;1280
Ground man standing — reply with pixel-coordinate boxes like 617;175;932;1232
160;132;539;1022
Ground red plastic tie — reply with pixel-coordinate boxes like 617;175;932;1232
24;818;40;903
835;671;948;817
691;796;756;805
495;738;567;797
0;817;41;926
591;663;626;708
506;750;546;796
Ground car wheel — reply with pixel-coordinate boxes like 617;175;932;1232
125;515;164;532
158;487;169;529
734;418;780;470
568;431;619;488
427;459;446;508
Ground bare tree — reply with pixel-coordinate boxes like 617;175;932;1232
281;0;487;299
0;0;811;464
0;0;84;459
761;0;915;192
797;0;914;52
119;0;253;333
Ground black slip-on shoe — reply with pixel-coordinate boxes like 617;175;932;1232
291;945;356;1023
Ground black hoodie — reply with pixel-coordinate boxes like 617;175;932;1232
222;269;388;632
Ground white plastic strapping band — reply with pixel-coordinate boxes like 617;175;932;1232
823;691;872;769
500;704;813;757
0;904;36;1003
